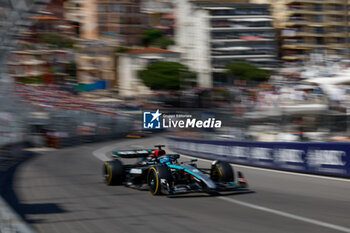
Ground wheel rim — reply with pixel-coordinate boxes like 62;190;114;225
212;167;222;182
149;170;157;192
104;163;110;183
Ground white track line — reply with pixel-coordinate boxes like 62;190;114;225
217;196;350;233
93;144;117;161
93;144;350;232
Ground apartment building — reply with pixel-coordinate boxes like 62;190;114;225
64;0;145;45
176;0;278;87
142;0;175;37
7;50;74;84
28;0;76;40
64;0;96;38
76;44;116;87
96;0;145;46
280;0;348;61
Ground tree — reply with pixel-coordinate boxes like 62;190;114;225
38;33;75;48
226;62;270;82
67;61;77;81
142;29;163;47
115;46;130;53
138;62;196;90
142;29;175;49
152;37;175;49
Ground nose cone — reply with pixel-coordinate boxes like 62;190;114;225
205;179;217;189
182;165;217;189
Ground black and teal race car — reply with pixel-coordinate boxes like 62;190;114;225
103;145;248;195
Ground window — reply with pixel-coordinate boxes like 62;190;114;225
112;4;120;12
316;37;324;44
335;5;344;11
315;27;324;34
315;15;323;22
336;26;344;33
314;4;322;11
338;38;345;43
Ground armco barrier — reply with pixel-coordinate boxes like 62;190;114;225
168;136;350;178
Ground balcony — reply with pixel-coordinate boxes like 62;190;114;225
326;44;347;49
286;8;346;15
281;30;347;38
285;0;345;4
286;22;346;27
207;15;271;19
211;38;274;43
211;54;275;59
282;43;322;49
282;54;308;61
7;59;46;66
285;20;309;26
282;42;346;50
210;26;273;31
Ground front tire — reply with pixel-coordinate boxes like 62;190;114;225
210;161;234;182
104;160;124;185
147;166;172;195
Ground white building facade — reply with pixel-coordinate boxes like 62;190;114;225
117;48;180;97
175;0;278;87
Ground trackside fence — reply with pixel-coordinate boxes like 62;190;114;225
168;136;350;178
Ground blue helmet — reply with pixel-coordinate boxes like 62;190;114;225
159;156;171;164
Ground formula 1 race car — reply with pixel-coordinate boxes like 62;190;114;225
103;145;248;195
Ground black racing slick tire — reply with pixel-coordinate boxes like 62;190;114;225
147;166;172;195
104;159;124;185
210;161;234;182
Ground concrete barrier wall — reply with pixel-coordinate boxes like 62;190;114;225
0;119;133;233
168;136;350;178
0;143;37;233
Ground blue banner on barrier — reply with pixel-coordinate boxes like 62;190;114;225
168;137;350;178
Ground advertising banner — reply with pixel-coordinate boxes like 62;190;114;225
76;80;107;92
168;137;350;178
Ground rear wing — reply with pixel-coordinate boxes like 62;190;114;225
112;149;151;158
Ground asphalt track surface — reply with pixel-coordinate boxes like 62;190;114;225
3;135;350;233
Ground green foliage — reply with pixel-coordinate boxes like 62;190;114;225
115;46;130;53
39;33;74;48
68;61;77;78
226;62;270;82
152;37;175;49
138;62;195;90
245;69;270;82
142;29;175;49
17;75;43;84
21;44;35;50
142;29;163;46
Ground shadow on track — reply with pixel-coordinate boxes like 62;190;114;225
0;151;68;223
167;190;255;199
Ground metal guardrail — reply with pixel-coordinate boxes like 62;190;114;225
0;0;50;148
0;1;71;233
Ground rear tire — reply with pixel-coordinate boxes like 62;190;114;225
147;166;172;195
104;160;124;185
210;161;234;182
